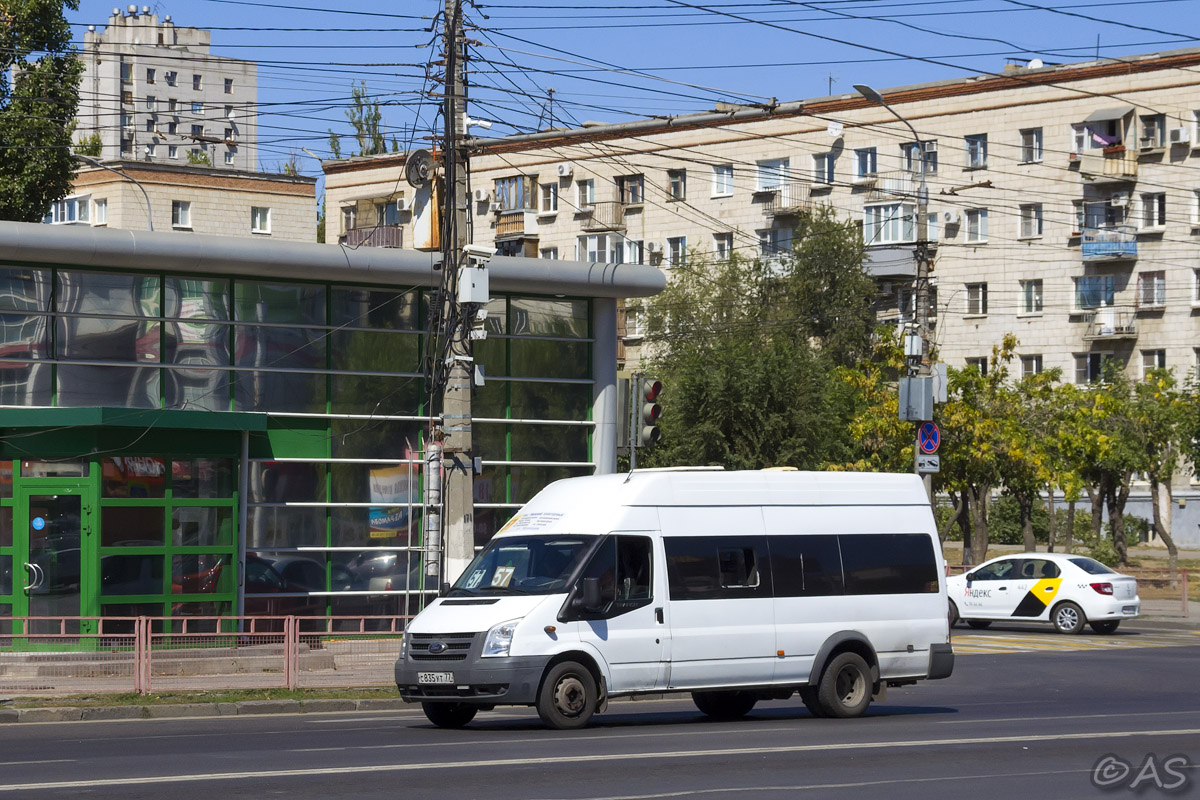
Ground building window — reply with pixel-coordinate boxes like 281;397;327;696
168;145;178;159
341;206;357;234
1020;128;1043;163
1137;271;1166;308
1075;353;1109;384
146;68;156;84
756;157;789;191
251;207;271;234
539;182;558;213
146;142;156;158
1019;203;1043;238
145;117;155;133
1142;349;1166;379
145;95;156;110
577;234;607;262
965;357;988;376
577;179;595;208
190;124;204;138
167;121;178;135
902;141;937;174
667;236;687;268
620;239;645;265
966;282;988;315
165;71;177;87
863;202;916;245
223;127;234;141
965;208;988;242
45;195;91;224
1193;190;1200;226
624;305;645;339
224;104;234;120
223;147;235;165
964;134;988;169
224;78;234;94
168;98;178;113
93;198;107;226
1139;113;1166;148
494;175;535;211
617;174;644;205
1140;192;1166;229
854;147;877;179
191;101;204;115
712;164;733;197
1074;275;1115;310
812;153;835;185
1193;269;1200;304
758;228;792;256
171;201;192;229
192;74;202;91
713;232;733;260
540;247;559;260
1021;354;1043;377
667;169;686;201
120;112;133;131
1020;279;1043;314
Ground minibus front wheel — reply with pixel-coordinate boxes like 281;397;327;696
692;690;757;720
537;660;598;730
421;701;478;729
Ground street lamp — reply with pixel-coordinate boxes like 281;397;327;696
74;154;154;231
855;83;935;499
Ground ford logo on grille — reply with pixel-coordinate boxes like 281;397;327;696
428;641;448;655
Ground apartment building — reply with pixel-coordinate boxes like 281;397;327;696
324;47;1200;389
79;7;257;170
47;161;317;242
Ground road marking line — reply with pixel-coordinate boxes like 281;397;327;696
3;728;1199;792
0;759;73;767
936;709;1200;724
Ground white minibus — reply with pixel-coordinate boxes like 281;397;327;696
395;468;954;729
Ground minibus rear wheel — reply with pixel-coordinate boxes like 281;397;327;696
816;652;872;719
537;660;598;730
421;701;477;728
691;690;757;720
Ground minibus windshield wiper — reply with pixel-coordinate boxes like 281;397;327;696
479;586;529;595
444;587;476;597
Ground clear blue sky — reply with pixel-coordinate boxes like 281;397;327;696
67;0;1200;178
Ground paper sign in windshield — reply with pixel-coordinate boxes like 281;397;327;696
491;566;516;588
507;512;563;531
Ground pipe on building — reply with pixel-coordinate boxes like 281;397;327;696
591;297;618;475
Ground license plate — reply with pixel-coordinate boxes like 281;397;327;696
417;672;454;685
1122;605;1137;614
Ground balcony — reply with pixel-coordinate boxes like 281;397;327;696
868;170;920;201
495;210;539;240
759;182;812;219
1076;147;1138;183
1081;226;1137;261
339;226;403;249
1081;305;1137;341
580;200;627;232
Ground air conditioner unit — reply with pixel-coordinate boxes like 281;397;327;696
488;201;501;213
473;188;491;203
395;197;412;212
645;241;663;255
557;163;574;178
1110;192;1129;207
1169;127;1191;145
923;140;938;153
943;210;960;225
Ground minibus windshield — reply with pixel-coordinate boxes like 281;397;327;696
450;535;594;596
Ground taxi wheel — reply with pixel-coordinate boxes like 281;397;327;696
1052;601;1086;635
966;620;991;629
948;601;960;628
692;690;757;720
816;652;872;719
421;701;477;728
537;660;597;730
1090;620;1120;634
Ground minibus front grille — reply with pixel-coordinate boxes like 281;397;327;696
408;632;477;661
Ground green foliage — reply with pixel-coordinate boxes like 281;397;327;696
0;0;83;222
347;82;386;157
187;150;213;167
640;206;875;470
317;197;326;243
989;495;1050;545
328;131;342;159
74;132;102;158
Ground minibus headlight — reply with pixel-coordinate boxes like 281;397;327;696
482;619;521;658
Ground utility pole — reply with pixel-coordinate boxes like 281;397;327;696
433;0;476;586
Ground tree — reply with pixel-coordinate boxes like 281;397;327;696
641;207;876;470
186;150;213;167
347;82;386;157
75;132;102;158
0;0;83;222
999;365;1058;553
328;131;342;160
1135;369;1193;570
832;327;913;474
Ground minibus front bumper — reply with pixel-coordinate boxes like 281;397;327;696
395;647;548;705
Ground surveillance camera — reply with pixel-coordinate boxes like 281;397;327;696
463;244;497;260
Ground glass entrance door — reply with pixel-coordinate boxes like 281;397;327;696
15;483;93;634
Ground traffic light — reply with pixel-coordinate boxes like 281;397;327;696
635;377;663;447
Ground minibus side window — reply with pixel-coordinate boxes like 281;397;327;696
768;535;844;597
718;547;758;589
665;536;771;600
839;533;939;595
576;535;653;616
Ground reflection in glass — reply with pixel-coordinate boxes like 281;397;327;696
244;551;328;616
0;312;49;361
57;315;160;362
510;339;589;379
330;461;420;505
0;359;51;406
482;298;506;334
56;270;160;317
510;381;592;421
510;466;592;504
234;369;325;413
234;281;325;325
172;458;235;498
27;494;83;631
172;553;228;594
0;462;9;499
102;457;167;498
331;329;420;373
163;277;229;322
473;337;506;378
474;465;507;506
172;507;234;547
101;554;164;596
330;419;422;459
170;602;230;631
0;555;11;595
473;424;507;467
163;278;230;411
331;507;420;548
101;506;165;547
101;603;164;630
336;549;422;592
21;460;89;478
331;287;419;331
0;506;10;547
0;267;51;312
246;508;327;548
331;374;421;416
57;364;160;408
510;297;588;337
249;462;326;503
474;379;507;418
511;425;589;463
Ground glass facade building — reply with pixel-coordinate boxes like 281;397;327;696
0;222;660;630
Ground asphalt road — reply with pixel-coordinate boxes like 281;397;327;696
1;629;1198;799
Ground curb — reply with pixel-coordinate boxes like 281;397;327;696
0;697;413;724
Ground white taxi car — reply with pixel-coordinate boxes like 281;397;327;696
947;553;1139;634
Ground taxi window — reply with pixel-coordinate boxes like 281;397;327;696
972;559;1017;581
1020;559;1061;579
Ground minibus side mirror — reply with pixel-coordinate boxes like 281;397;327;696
440;581;451;597
581;577;604;612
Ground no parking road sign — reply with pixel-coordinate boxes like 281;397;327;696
918;422;940;454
